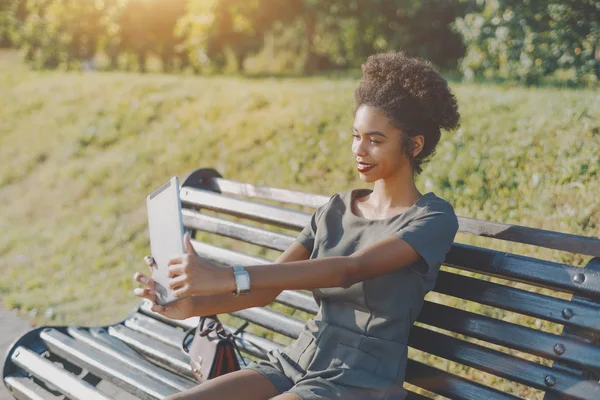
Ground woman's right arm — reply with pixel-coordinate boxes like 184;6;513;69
188;241;311;315
134;241;311;318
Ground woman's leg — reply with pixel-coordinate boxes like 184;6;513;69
270;393;302;400
164;369;281;400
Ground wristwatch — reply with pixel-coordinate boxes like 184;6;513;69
231;265;251;296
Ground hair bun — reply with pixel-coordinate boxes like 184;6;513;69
360;51;460;131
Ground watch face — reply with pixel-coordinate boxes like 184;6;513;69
240;274;251;291
233;266;251;293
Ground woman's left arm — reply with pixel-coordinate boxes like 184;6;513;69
169;206;457;298
168;232;424;298
248;236;422;291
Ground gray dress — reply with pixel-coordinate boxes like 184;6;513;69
244;188;459;400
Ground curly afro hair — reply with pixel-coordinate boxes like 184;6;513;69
355;51;460;175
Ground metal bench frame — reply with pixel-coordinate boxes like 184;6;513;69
3;167;600;400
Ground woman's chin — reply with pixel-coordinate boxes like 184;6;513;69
358;173;378;183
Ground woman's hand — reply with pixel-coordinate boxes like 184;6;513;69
133;256;198;320
132;255;158;302
167;232;235;298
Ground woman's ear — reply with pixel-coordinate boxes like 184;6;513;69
412;135;425;158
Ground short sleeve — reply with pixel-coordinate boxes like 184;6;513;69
394;204;459;277
296;195;335;253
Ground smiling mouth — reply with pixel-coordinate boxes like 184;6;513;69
357;163;375;173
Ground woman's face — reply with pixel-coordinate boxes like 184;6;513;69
352;104;411;183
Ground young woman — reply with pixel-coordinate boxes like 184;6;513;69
133;51;460;400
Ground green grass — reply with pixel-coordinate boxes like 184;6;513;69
0;49;598;398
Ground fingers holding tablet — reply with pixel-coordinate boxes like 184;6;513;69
133;255;158;301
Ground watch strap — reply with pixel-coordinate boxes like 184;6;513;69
231;265;251;296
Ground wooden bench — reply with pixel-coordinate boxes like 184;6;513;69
3;167;600;400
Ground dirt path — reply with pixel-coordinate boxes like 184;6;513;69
0;304;32;400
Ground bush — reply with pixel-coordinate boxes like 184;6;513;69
455;0;600;85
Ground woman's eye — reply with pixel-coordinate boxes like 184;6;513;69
352;134;380;145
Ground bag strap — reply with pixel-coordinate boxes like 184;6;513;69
180;316;261;366
180;315;215;355
180;325;197;354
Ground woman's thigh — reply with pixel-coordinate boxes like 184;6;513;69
270;394;301;400
164;369;280;400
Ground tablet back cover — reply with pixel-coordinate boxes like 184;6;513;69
146;177;185;305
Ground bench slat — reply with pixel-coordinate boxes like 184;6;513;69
418;302;600;371
191;240;269;267
40;328;176;400
196;176;330;208
136;304;284;357
435;270;600;333
125;312;274;360
180;188;309;230
457;216;600;257
231;330;281;360
404;391;432;400
124;314;184;348
409;325;600;399
183;209;294;251
3;374;60;400
275;290;319;314
84;327;153;366
10;346;112;400
107;325;193;378
230;307;304;339
405;359;519;400
446;244;600;298
66;327;195;392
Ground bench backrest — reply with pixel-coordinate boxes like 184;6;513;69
174;168;600;400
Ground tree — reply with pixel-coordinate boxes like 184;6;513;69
0;0;27;48
15;0;112;69
150;0;188;72
455;0;600;84
177;0;302;73
299;0;466;72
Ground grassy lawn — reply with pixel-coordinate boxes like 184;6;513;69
0;49;598;397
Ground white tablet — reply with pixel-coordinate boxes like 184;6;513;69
146;176;186;305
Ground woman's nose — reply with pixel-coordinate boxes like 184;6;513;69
352;138;368;157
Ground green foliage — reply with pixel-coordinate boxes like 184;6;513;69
7;0;600;81
455;0;600;84
0;0;26;48
116;0;188;72
0;0;16;47
16;0;112;69
6;0;467;74
10;0;188;72
241;0;465;72
303;0;465;70
177;0;300;72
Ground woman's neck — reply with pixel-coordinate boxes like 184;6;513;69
369;172;422;210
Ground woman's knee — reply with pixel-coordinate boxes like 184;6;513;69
163;369;281;400
270;393;302;400
164;392;192;400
